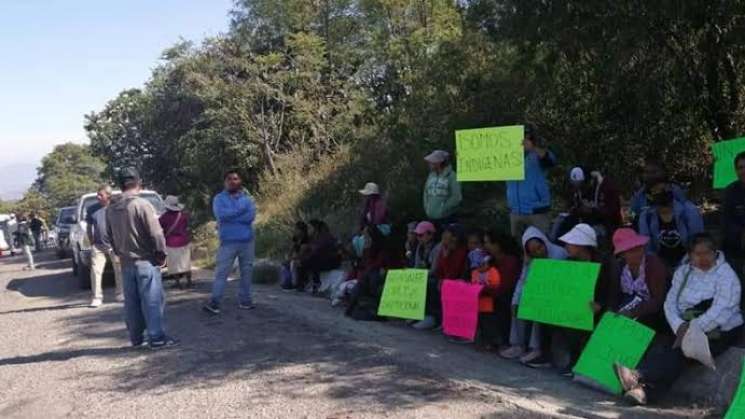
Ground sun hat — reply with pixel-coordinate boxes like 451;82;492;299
414;221;436;235
164;195;184;212
359;182;380;196
569;167;586;183
612;228;649;255
559;223;598;247
424;150;450;164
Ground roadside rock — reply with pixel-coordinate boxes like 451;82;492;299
671;347;744;409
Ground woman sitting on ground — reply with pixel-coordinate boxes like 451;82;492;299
412;221;440;271
281;221;310;290
344;225;404;317
413;223;468;330
615;233;743;405
611;228;669;332
481;230;523;347
296;220;342;293
637;180;703;269
500;226;567;367
552;224;620;375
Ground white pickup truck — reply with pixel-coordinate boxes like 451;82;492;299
69;190;164;289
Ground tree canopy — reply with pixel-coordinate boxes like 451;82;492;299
83;0;745;223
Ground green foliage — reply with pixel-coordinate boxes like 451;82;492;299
84;0;745;257
13;189;53;222
34;143;106;209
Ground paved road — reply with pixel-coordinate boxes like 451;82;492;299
0;251;716;418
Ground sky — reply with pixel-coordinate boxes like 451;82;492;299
0;0;234;170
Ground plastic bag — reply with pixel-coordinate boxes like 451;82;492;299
682;322;716;370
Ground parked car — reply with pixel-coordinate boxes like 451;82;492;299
53;206;77;259
69;190;164;289
0;214;18;256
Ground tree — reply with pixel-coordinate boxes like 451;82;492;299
34;143;106;209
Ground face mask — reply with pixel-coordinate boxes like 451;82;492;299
651;190;673;206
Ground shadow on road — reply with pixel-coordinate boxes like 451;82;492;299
0;303;88;315
0;346;136;367
0;257;708;418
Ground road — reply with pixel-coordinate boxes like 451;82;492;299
0;251;716;419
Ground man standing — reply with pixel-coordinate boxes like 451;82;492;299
722;151;745;273
87;185;123;307
29;212;46;252
203;170;256;315
506;125;557;238
106;168;177;349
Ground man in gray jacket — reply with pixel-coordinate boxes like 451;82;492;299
106;167;178;350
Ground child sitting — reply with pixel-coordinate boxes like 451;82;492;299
466;229;486;273
471;254;502;349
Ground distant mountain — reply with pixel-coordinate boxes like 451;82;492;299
0;163;37;200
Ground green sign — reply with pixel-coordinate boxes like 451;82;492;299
377;269;428;320
517;259;600;331
725;357;745;419
455;125;525;182
713;137;745;189
573;313;655;395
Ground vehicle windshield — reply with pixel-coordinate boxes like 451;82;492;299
80;192;164;220
57;208;76;225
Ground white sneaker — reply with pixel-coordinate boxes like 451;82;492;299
412;316;436;330
90;299;103;308
519;349;543;364
115;294;125;303
499;345;525;359
331;298;342;307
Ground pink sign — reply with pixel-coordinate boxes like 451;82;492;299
441;280;483;340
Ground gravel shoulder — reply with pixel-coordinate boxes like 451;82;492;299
0;252;718;418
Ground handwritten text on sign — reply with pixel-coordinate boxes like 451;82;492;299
377;269;428;320
713;137;745;189
456;126;525;182
573;313;655;395
517;259;600;331
441;280;483;340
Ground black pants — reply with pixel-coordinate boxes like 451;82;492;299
478;312;501;346
297;258;340;290
425;276;442;323
637;326;742;401
551;327;591;369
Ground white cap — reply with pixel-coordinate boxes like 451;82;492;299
424;150;450;164
359;182;380;196
569;167;585;183
559;223;598;247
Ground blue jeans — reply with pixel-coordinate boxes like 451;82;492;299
122;261;166;345
211;240;255;306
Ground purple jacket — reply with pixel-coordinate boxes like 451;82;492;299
159;210;191;248
360;195;389;228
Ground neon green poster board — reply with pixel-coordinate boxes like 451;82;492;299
517;259;600;331
725;357;745;419
377;269;428;320
713;137;745;189
573;313;655;395
455;125;525;182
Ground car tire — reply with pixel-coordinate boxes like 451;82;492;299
78;260;91;290
72;254;79;275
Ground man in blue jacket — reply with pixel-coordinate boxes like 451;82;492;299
506;126;557;238
203;170;257;315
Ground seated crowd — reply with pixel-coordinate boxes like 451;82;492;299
279;129;745;406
